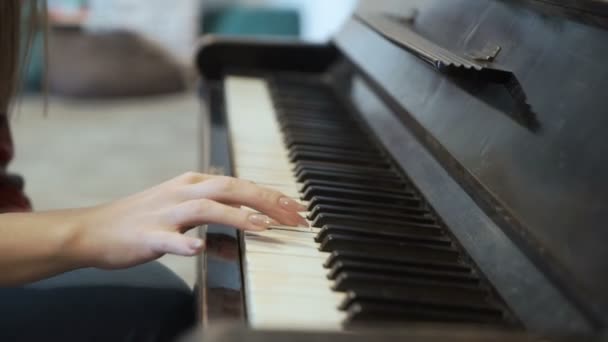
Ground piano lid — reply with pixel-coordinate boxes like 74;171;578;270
358;0;608;29
506;0;608;29
338;0;608;328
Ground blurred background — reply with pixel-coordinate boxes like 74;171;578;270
13;0;360;286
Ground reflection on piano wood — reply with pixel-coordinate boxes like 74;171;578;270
224;76;517;329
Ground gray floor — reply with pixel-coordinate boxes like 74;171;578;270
9;93;201;287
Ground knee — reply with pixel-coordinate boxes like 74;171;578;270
124;262;196;329
0;262;196;342
137;263;196;341
91;262;196;341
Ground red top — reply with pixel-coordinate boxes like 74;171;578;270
0;114;31;212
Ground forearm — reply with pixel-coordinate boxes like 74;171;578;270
0;210;87;286
0;173;308;286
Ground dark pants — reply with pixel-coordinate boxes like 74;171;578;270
0;262;195;341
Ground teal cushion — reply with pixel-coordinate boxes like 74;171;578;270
21;1;44;91
203;7;300;37
24;33;44;91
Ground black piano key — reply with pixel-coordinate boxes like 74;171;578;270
296;170;400;186
271;86;333;100
314;225;447;245
288;140;377;153
298;180;415;196
327;258;479;283
339;283;499;311
294;160;394;176
296;170;405;188
344;301;506;327
273;98;341;111
310;213;437;230
288;146;381;160
285;135;370;150
324;251;470;273
290;151;391;168
283;129;358;141
295;165;395;182
307;204;428;223
272;89;333;99
332;268;482;292
282;126;356;137
270;77;330;89
331;270;482;299
272;92;334;104
278;114;356;124
289;144;378;156
277;113;352;125
279;119;359;131
278;112;347;121
308;204;432;223
302;186;419;204
340;288;504;319
287;140;369;152
319;234;460;262
272;91;336;102
270;86;331;99
308;196;424;214
281;121;358;132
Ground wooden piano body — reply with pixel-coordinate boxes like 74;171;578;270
193;0;608;339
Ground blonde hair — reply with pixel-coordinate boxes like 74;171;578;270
0;0;47;114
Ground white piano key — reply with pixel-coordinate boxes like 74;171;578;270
267;225;313;233
244;186;300;199
253;182;301;190
244;238;325;258
248;294;343;330
234;156;293;168
244;229;318;245
225;75;345;330
237;175;298;187
245;253;327;274
248;277;340;300
232;144;290;155
235;167;295;177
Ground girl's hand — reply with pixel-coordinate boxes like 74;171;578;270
72;172;307;269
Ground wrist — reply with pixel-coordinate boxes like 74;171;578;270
0;209;96;285
54;207;98;270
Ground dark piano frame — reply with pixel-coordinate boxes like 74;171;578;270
195;0;608;335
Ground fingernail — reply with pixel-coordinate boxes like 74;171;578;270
296;215;309;228
248;214;274;229
279;197;307;211
190;239;204;249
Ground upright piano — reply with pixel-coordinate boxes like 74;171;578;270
193;0;608;339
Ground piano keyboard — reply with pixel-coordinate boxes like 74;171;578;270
224;75;517;330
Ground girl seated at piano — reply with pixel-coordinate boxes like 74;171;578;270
0;1;307;341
